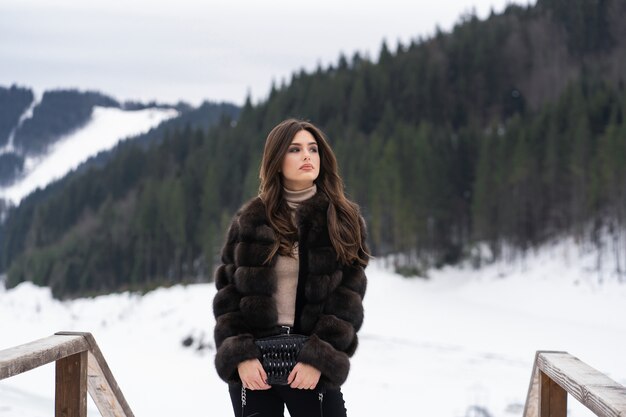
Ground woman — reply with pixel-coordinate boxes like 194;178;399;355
213;118;370;417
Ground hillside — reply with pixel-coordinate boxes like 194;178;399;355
0;86;33;150
0;106;179;206
0;87;188;187
1;0;626;298
0;88;239;214
13;90;121;155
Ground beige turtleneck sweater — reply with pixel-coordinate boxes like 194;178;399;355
273;183;317;326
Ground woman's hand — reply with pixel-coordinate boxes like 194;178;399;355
237;359;271;390
287;363;321;389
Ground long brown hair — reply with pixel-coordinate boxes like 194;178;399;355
258;118;370;267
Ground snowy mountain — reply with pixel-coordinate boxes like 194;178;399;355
0;86;196;227
0;88;128;188
0;105;178;207
1;236;625;417
0;92;241;297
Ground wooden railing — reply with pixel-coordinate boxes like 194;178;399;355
4;338;625;417
523;351;626;417
0;331;134;417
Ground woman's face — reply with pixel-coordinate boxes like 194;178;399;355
280;129;320;190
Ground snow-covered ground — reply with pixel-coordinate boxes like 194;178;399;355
1;236;625;417
0;106;178;205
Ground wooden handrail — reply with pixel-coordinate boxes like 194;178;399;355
0;331;134;417
523;351;626;417
6;337;624;416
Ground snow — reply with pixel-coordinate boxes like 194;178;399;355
1;236;625;417
0;106;178;205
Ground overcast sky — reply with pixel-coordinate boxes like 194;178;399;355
0;0;531;107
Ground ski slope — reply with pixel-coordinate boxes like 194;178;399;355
0;106;177;205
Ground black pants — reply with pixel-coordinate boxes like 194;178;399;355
228;383;347;417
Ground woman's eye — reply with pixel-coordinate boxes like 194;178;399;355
289;148;299;152
311;147;318;153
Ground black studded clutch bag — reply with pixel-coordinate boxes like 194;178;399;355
254;334;309;385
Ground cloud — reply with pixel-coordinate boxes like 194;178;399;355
0;0;530;105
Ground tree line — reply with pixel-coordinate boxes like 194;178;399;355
1;0;625;298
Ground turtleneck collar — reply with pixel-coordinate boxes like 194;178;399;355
283;183;317;206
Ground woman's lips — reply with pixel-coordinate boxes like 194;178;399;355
300;165;314;170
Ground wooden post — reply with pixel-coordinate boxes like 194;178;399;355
539;370;567;417
56;351;88;417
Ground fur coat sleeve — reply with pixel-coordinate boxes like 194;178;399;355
295;214;369;388
212;212;261;383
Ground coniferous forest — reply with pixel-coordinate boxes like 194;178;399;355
1;0;625;298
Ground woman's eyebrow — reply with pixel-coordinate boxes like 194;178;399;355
290;142;318;146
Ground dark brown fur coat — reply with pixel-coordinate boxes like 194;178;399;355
212;190;369;389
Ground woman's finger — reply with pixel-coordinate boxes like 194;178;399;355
256;377;271;390
256;369;269;387
258;365;269;383
287;370;296;385
287;363;301;384
292;375;306;389
244;375;257;390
